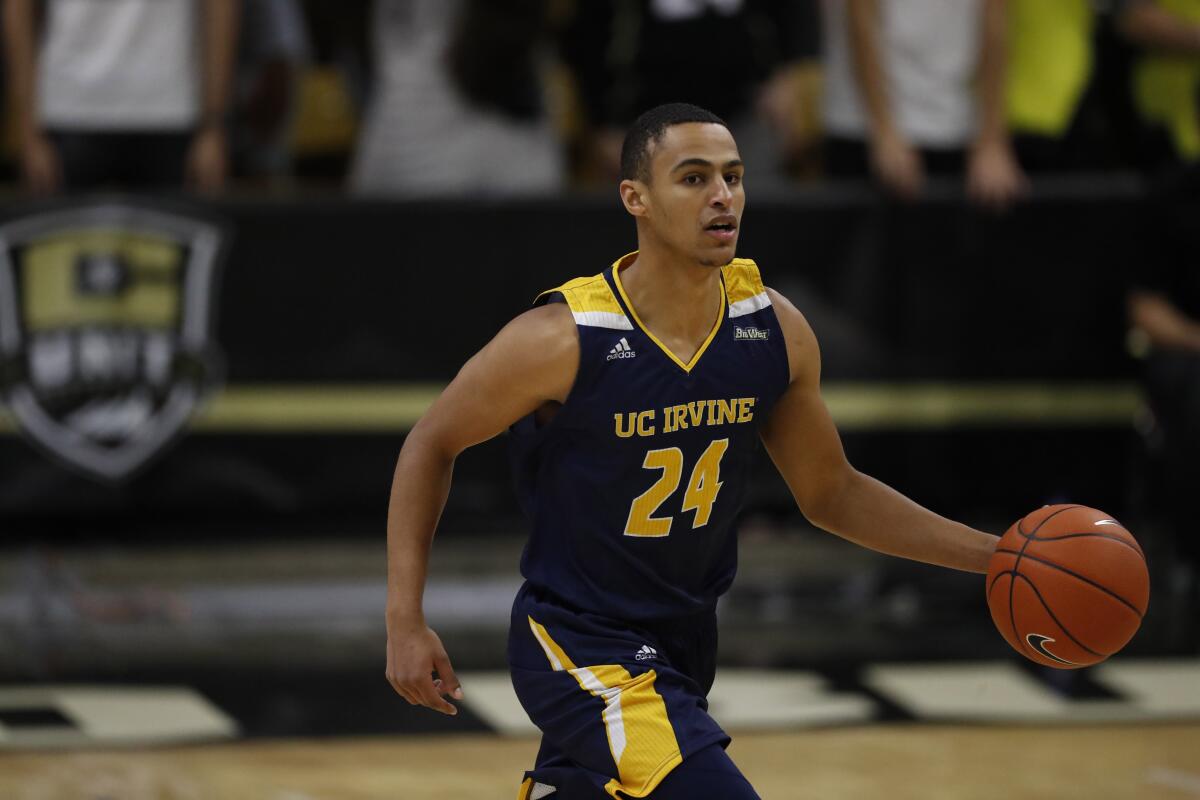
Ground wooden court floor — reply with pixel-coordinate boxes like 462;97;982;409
2;723;1198;799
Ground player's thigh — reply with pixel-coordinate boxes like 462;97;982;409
642;743;759;800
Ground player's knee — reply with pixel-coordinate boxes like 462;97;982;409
644;744;760;800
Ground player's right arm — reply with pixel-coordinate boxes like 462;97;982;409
385;302;578;715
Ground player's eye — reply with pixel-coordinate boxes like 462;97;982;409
683;173;704;185
725;173;741;185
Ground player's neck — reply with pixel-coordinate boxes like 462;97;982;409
618;248;723;347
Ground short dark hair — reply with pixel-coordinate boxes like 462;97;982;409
620;103;729;182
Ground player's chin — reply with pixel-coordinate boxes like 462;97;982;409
697;237;738;266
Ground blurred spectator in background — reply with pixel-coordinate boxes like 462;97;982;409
1127;169;1200;646
1122;0;1200;647
350;0;564;197
822;0;1027;208
1005;0;1145;173
2;0;239;194
1119;0;1200;170
231;0;309;186
287;0;369;183
560;0;819;190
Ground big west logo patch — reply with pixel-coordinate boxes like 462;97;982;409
0;204;224;481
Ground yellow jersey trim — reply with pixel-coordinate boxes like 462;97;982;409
611;254;726;374
536;274;633;330
527;616;683;798
721;258;765;304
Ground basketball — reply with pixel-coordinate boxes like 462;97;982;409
986;504;1150;669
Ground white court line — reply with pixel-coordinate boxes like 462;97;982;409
1145;767;1200;796
1093;660;1200;717
0;686;237;748
460;669;876;736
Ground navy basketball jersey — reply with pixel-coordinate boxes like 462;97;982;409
510;253;791;622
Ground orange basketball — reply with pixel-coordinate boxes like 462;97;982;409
986;504;1149;669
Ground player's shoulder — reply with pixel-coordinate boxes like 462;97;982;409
763;286;810;334
482;302;578;401
763;285;818;384
507;299;577;346
535;272;633;333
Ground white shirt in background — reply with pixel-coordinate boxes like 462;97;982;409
821;0;983;148
351;0;563;197
37;0;200;131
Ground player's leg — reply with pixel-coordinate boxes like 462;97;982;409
642;743;759;800
508;586;731;798
516;737;612;799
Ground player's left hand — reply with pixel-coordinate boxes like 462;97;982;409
966;139;1028;212
386;620;464;716
185;125;229;193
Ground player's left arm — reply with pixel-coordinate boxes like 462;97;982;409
759;288;999;573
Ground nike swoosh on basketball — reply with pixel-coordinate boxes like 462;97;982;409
1025;633;1079;666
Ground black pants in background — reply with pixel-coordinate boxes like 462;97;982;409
48;130;192;191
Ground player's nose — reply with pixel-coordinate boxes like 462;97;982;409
710;181;732;207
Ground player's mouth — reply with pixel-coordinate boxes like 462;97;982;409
703;216;738;243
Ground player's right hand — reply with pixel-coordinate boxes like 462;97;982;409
385;620;463;716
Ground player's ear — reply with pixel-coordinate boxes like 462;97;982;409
619;179;650;218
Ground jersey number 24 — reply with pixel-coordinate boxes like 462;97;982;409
624;439;729;537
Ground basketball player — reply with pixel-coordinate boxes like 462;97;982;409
385;103;1000;799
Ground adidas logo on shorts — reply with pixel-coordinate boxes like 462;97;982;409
635;644;657;661
607;337;636;361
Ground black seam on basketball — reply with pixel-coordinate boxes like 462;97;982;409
1008;508;1080;655
1016;505;1084;540
1010;513;1051;657
989;570;1018;645
1012;551;1144;617
1027;531;1146;562
1013;573;1104;657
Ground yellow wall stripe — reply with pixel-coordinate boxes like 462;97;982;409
821;382;1140;429
0;382;1141;434
526;617;682;799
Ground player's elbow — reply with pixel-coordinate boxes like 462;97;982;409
398;416;460;470
795;461;860;532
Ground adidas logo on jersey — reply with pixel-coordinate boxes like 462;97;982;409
607;337;636;361
635;644;657;661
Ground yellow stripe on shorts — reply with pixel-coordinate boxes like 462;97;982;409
526;616;683;798
516;777;533;800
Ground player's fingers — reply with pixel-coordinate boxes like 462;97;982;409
414;675;458;715
386;671;418;704
433;653;464;700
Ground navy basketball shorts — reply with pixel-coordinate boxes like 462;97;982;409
508;582;744;799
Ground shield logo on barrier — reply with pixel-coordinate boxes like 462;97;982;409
0;203;224;481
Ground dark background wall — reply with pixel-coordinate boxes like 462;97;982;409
0;181;1147;540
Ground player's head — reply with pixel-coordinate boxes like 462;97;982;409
618;103;744;268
